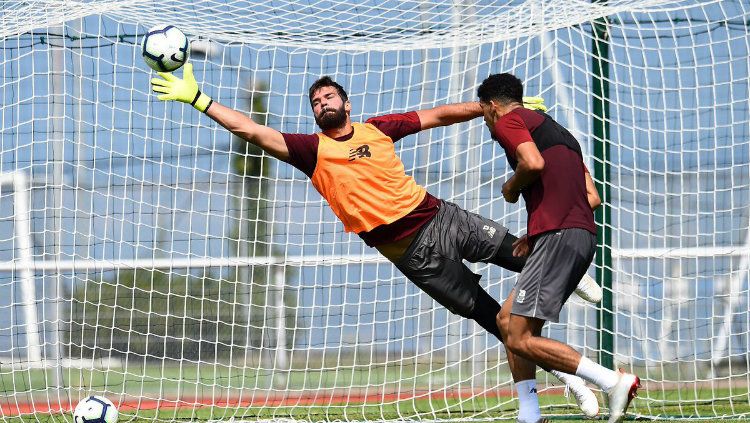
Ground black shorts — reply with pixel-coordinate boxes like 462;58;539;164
394;200;510;317
511;228;596;322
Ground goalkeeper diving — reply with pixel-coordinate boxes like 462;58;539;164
151;63;604;422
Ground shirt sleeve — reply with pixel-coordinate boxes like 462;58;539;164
365;111;421;142
493;112;533;159
282;133;320;178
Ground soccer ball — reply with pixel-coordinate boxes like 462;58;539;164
73;395;118;423
141;24;189;72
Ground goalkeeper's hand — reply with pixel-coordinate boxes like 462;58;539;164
150;63;213;113
523;96;547;112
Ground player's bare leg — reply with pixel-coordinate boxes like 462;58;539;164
498;294;543;423
498;291;599;421
503;313;639;423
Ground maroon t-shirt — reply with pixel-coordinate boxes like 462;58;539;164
493;108;596;238
282;112;440;247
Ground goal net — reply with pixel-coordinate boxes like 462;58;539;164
1;0;748;421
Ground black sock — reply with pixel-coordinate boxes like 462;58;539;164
490;233;527;273
469;287;503;342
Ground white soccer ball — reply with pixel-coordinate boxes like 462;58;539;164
141;24;189;72
73;395;118;423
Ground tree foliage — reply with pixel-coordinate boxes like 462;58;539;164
67;269;247;360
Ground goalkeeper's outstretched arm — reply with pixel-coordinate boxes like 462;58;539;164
206;102;289;161
150;63;289;161
415;102;484;130
415;97;547;131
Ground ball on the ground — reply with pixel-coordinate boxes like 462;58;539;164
73;395;118;423
141;24;189;72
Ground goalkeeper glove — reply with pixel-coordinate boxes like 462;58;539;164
150;63;213;113
523;96;547;112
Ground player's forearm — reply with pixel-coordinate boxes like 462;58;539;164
206;101;256;139
205;102;290;161
588;193;602;211
417;101;483;129
584;171;601;210
506;142;545;195
438;101;484;123
506;163;542;194
150;63;286;160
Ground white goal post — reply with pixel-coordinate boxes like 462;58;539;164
0;0;748;421
0;171;41;364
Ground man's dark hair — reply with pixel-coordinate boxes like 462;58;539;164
477;73;524;105
308;76;349;105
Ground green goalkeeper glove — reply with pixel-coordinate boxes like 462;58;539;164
523;96;547;112
150;63;213;113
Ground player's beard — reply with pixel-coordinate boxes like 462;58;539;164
315;104;347;131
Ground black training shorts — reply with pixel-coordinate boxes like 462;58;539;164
394;200;510;317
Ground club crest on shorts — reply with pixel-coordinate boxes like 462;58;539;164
482;224;496;238
517;289;527;304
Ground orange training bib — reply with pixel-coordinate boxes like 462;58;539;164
310;123;426;233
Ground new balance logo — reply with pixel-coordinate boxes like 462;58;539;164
516;289;526;304
348;144;372;161
482;225;496;238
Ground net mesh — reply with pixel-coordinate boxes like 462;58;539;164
0;0;748;420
